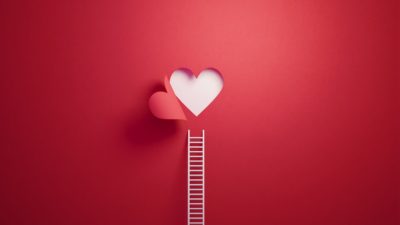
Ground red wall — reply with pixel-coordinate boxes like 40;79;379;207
1;0;399;225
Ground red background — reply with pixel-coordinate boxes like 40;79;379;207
1;0;399;224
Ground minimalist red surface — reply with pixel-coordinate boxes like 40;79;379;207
0;1;399;225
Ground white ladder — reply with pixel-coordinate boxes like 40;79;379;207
187;129;205;225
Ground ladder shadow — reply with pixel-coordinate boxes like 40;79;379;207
123;82;182;148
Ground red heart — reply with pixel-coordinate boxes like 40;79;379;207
148;76;186;120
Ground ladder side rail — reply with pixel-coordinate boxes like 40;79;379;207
202;129;205;225
187;129;190;225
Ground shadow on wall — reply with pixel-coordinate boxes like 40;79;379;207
124;82;182;147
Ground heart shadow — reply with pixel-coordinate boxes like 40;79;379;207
123;83;182;148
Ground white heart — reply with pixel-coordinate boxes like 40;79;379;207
169;68;224;116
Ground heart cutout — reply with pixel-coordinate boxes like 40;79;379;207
170;68;223;116
148;76;186;120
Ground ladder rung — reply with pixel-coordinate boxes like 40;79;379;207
190;170;203;172
190;222;204;224
190;141;203;143
190;203;203;205
190;213;203;215
190;160;203;162
190;146;203;148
